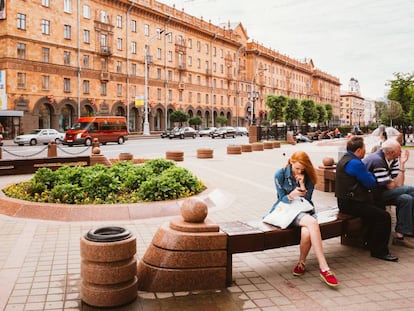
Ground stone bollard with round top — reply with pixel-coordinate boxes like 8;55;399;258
90;146;112;166
91;138;100;153
80;226;138;307
47;140;57;157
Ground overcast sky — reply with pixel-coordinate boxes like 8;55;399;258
161;0;414;100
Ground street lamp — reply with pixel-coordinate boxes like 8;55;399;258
248;90;260;125
143;29;165;136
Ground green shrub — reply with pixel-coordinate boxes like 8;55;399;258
2;159;205;204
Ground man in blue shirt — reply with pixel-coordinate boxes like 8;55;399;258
364;139;414;248
336;136;398;261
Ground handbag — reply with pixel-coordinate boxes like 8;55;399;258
263;197;314;229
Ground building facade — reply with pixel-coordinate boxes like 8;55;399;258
339;78;365;126
0;0;341;137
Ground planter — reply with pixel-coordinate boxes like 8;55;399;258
166;151;184;162
119;153;133;161
197;148;213;159
241;144;252;152
251;142;264;151
227;145;242;155
80;226;137;307
263;141;274;150
272;141;281;148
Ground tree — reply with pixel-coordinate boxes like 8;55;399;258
386;100;403;126
189;116;202;129
284;98;302;125
387;72;414;115
170;110;189;126
216;116;227;126
301;99;318;124
325;104;333;123
316;104;327;125
265;95;287;123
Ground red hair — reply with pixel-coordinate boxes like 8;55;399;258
288;151;317;184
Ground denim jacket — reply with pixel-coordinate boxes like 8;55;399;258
266;165;315;215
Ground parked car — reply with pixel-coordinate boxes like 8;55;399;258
211;127;236;139
14;129;64;146
198;127;217;137
235;127;249;136
169;127;197;139
160;127;177;138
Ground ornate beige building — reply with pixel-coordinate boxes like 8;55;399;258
0;0;340;137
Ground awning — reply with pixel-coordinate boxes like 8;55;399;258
0;110;23;117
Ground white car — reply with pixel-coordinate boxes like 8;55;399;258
14;129;64;146
198;127;216;137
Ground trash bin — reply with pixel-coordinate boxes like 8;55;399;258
80;226;137;307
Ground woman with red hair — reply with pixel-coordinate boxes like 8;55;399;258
266;151;339;287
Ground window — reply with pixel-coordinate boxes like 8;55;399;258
219;49;223;58
205;60;209;70
131;20;137;32
117;84;122;96
42;48;50;63
116;61;122;73
156;28;162;39
17;13;26;30
188;56;192;66
117;38;123;51
168;70;173;81
100;34;107;48
187;74;192;84
177;35;183;45
197;41;201;52
157;68;162;79
83;5;90;18
213;47;216;56
131;41;137;54
131;63;137;76
101;82;107;95
64;51;71;65
187;38;192;48
205;94;209;104
157;48;162;60
188;91;192;102
41;20;50;35
131;85;136;97
64;78;71;92
197;76;201;85
17;43;26;59
197;58;201;69
197;93;201;103
83;80;90;94
157;88;161;100
83;55;89;68
167;32;172;43
168;90;172;101
205;44;209;54
42;0;50;7
144;24;149;36
179;90;183;101
17;73;26;88
167;51;172;62
64;25;71;39
100;11;107;23
116;15;122;28
83;30;90;43
64;0;72;13
42;76;50;90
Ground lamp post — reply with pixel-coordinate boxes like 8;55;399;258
248;90;259;125
143;29;165;136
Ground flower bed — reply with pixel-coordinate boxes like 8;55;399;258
3;159;205;205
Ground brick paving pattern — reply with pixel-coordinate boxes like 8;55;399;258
1;140;414;310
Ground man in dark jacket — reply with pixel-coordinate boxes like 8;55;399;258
336;136;398;261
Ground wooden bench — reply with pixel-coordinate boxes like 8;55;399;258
219;212;363;286
0;156;91;175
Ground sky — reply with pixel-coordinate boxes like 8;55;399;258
160;0;414;100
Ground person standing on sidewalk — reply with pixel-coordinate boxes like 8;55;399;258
268;151;339;287
363;139;414;248
336;136;398;261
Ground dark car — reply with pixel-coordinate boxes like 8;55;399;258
160;127;177;138
169;127;197;139
211;127;236;139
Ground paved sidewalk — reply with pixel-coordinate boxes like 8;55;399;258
1;140;414;310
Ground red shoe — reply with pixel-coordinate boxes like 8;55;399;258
293;262;305;276
320;269;338;287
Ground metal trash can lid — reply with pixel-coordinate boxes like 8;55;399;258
84;226;132;242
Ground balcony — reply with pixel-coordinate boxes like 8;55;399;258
100;72;111;81
178;64;186;71
100;46;112;56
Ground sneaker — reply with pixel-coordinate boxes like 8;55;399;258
293;262;305;276
392;237;414;249
320;269;339;287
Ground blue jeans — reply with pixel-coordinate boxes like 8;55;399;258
381;185;414;236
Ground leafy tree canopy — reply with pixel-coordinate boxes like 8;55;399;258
170;110;189;125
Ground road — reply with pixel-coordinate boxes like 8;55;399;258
0;135;250;160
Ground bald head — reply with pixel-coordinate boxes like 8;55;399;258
382;139;401;160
